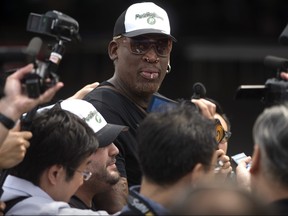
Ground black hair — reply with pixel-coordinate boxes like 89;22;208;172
10;105;99;185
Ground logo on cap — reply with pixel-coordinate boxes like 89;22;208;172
135;12;163;25
83;110;102;124
95;112;102;123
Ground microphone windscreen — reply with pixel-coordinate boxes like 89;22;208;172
264;55;288;71
26;37;43;61
192;82;206;99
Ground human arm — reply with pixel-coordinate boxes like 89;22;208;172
68;82;99;100
0;64;63;145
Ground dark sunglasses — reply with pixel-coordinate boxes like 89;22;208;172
119;36;172;57
215;119;232;144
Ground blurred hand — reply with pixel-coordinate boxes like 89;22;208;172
0;121;32;169
0;201;5;216
191;98;216;119
280;72;288;81
214;149;233;181
0;63;64;121
236;156;252;191
68;82;99;100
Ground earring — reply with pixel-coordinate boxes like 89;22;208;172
166;64;171;73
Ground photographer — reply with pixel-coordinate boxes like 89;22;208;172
0;63;63;215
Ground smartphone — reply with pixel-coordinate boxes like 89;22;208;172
231;152;251;170
147;93;178;113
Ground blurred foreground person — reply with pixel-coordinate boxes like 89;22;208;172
170;184;269;215
236;102;288;215
119;102;218;215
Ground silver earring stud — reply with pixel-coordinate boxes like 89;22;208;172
166;64;171;73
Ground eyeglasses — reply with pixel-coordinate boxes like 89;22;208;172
220;130;232;143
117;36;172;57
215;119;232;144
74;169;92;181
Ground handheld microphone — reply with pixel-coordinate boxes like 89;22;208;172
191;82;207;99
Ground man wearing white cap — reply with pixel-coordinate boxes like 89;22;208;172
1;99;127;215
83;2;217;213
58;99;128;211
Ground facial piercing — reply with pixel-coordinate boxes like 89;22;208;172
144;57;159;63
166;64;171;73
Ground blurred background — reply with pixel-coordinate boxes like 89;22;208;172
1;0;288;157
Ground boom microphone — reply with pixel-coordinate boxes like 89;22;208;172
191;82;207;99
279;22;288;45
264;55;288;72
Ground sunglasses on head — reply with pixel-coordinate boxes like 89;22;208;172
117;36;172;57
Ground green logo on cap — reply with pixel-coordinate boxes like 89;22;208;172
83;111;101;123
95;113;102;123
147;17;156;25
135;12;163;25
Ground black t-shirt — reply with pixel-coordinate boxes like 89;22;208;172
83;81;147;186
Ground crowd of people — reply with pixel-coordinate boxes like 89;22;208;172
1;1;288;215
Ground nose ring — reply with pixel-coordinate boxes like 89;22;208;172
144;57;160;63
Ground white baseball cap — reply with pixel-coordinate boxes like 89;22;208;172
113;2;176;41
38;99;127;147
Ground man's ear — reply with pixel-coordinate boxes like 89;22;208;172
250;144;260;174
47;164;64;185
108;40;118;61
189;163;210;187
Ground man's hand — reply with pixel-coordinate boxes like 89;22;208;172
0;122;32;169
191;98;216;119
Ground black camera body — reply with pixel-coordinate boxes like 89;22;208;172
264;77;288;105
235;55;288;106
27;10;80;42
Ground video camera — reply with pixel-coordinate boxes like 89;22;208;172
27;10;80;42
235;22;288;107
23;10;80;98
235;55;288;106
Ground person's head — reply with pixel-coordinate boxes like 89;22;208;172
170;184;269;215
10;105;99;202
137;102;218;186
250;102;288;193
58;99;127;193
207;98;231;154
215;113;231;154
109;2;176;96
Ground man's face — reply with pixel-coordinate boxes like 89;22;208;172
85;143;120;192
55;156;93;202
114;34;172;96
